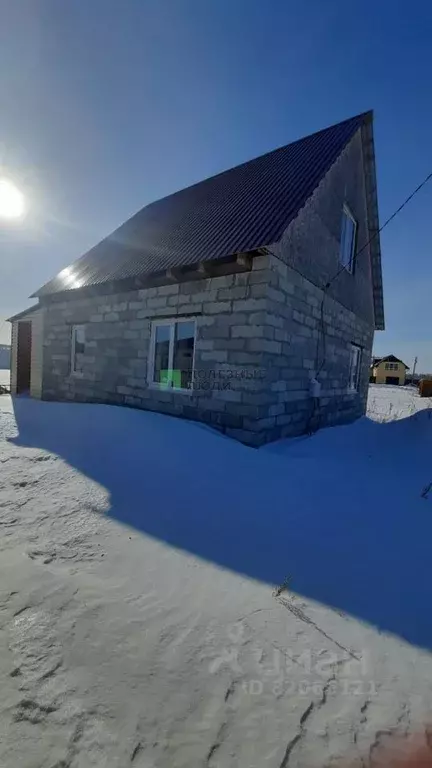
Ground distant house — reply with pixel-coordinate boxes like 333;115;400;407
370;355;409;386
9;111;384;446
0;344;10;370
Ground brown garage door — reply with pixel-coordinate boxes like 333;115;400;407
385;376;399;385
16;321;32;394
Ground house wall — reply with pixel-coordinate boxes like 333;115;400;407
240;253;374;444
41;252;373;445
375;362;406;385
274;128;375;327
10;322;17;393
10;309;44;397
29;310;45;398
41;259;278;443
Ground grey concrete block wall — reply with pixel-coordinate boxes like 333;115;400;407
251;253;374;444
42;254;373;446
42;262;280;446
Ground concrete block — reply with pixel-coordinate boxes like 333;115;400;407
196;340;214;351
213;339;245;351
214;388;243;402
104;312;120;322
197;315;216;327
251;254;268;271
276;414;294;426
247;339;282;354
244;416;276;431
268;287;285;303
203;301;232;314
233;298;267;313
147;297;167;309
138;288;158;299
218;286;249;300
153;307;178;317
271;381;286;392
250;283;268;299
232;325;264;338
177;303;202;314
209;274;235;290
269;403;285;417
158;283;180;296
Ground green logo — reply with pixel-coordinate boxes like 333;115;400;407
160;369;182;387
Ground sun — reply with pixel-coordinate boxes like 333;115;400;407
0;179;25;219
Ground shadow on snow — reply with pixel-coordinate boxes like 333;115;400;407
9;396;432;651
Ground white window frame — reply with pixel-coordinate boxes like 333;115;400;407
348;343;361;392
339;204;357;274
71;324;86;375
148;317;196;393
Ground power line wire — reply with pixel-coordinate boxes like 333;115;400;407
325;168;432;292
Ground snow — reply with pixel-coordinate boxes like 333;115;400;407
1;385;432;766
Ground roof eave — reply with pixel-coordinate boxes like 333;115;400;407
7;303;41;322
360;113;385;331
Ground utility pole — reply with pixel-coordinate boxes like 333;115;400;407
412;356;418;380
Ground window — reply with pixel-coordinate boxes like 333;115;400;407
348;343;361;391
149;319;196;391
339;205;357;273
71;324;86;374
384;362;398;371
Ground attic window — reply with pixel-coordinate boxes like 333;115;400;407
339;205;357;273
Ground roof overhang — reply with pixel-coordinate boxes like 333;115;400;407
7;303;41;323
360;112;385;331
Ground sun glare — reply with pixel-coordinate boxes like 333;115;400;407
0;178;25;219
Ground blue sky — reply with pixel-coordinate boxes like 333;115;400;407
0;0;431;371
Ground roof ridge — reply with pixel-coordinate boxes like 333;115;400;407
142;111;372;213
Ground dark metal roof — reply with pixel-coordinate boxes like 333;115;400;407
33;113;372;299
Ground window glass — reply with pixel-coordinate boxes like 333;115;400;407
150;320;196;390
339;207;357;273
71;325;85;374
348;344;361;391
173;321;195;389
153;324;171;385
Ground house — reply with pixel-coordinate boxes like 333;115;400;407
0;344;10;370
9;111;384;446
370;355;408;386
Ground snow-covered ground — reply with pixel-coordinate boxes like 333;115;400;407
0;385;432;766
0;369;10;388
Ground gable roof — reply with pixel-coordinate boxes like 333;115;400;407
32;111;384;327
372;355;409;370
